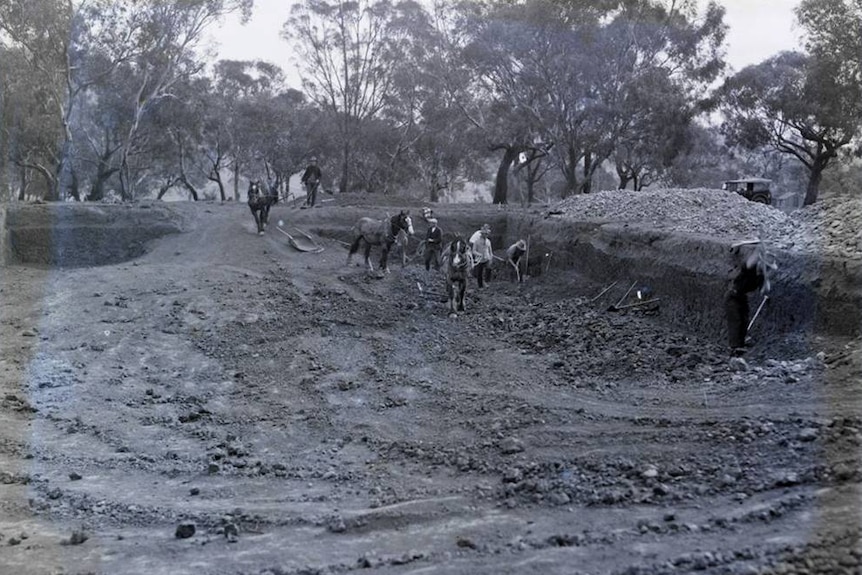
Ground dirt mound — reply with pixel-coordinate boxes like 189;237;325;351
555;189;862;258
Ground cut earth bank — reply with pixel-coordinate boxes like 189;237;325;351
0;189;860;575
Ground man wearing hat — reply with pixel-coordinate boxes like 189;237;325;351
725;240;776;355
300;156;322;208
470;224;494;287
506;239;528;282
424;217;443;271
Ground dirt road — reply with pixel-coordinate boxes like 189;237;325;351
1;201;860;574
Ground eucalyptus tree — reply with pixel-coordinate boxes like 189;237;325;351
457;0;726;202
612;69;695;190
797;0;862;91
285;0;429;193
608;0;726;191
210;59;287;199
255;88;314;197
719;51;861;206
0;46;62;199
456;0;569;203
111;0;253;199
0;0;143;200
395;0;486;202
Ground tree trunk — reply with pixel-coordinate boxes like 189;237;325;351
46;144;69;202
340;141;350;194
429;154;443;203
26;163;57;201
233;163;241;201
803;166;824;206
156;175;180;200
69;168;81;201
563;144;579;197
89;166;118;201
18;165;27;201
580;150;593;194
179;174;200;201
178;141;199;201
208;167;226;202
616;163;630;189
493;146;519;205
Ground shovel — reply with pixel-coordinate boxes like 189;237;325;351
591;280;619;303
611;297;661;311
747;295;769;332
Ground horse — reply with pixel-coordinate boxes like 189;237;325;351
442;237;472;316
347;211;414;272
247;180;275;235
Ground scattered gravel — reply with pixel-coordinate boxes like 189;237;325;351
554;189;862;258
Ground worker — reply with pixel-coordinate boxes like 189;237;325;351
725;240;776;355
300;157;322;208
506;239;527;282
470;224;494;287
424;218;442;271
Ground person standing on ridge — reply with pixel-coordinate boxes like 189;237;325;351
300;157;322;209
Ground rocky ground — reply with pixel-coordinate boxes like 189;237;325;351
0;193;860;575
556;189;862;258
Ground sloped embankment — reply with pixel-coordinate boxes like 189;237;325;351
2;190;859;344
2;202;188;268
507;189;862;341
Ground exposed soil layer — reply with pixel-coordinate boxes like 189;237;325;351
1;198;860;575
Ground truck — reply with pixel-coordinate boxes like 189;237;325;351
722;178;772;205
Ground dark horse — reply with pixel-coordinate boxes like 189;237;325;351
247;180;276;235
443;237;472;316
347;211;414;272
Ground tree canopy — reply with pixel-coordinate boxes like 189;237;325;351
0;0;859;204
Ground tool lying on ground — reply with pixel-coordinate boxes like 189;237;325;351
610;298;661;311
416;282;445;299
591;280;619;303
748;295;769;332
607;281;638;311
275;224;325;253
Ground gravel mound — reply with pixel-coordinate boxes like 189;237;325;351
554;189;861;258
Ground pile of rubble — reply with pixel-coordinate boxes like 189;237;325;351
554;189;861;258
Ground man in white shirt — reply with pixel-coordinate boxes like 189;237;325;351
470;224;493;287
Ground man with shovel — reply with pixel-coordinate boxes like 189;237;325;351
506;239;527;282
725;240;776;356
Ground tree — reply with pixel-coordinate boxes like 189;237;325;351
613;70;696;190
457;0;726;202
112;0;254;200
209;59;287;200
284;0;422;193
0;0;143;200
719;51;861;205
797;0;862;90
0;46;63;200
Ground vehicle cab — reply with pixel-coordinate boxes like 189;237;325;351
722;178;772;205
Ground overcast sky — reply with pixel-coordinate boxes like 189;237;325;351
207;0;804;86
